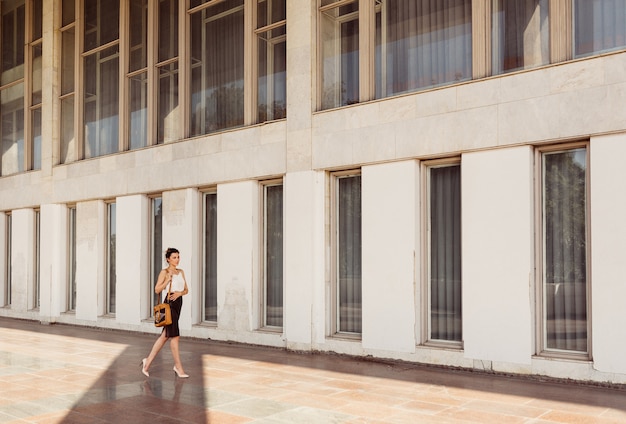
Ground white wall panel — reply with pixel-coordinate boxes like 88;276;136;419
39;204;68;320
462;146;534;365
10;209;36;312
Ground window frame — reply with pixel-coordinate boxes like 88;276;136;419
259;178;284;330
149;194;163;317
105;200;116;315
421;157;463;349
329;169;362;339
534;141;591;360
32;208;41;310
67;205;77;312
201;189;218;323
4;213;12;307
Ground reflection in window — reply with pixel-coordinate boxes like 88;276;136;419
68;206;77;311
1;85;25;176
4;214;11;306
336;174;362;334
128;0;148;150
151;197;162;314
263;183;283;328
542;148;588;353
574;0;626;58
320;0;359;110
376;0;472;98
428;164;462;342
492;0;549;75
257;0;286;122
203;193;217;322
190;0;244;135
107;202;116;314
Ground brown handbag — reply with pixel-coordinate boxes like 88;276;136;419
154;280;172;327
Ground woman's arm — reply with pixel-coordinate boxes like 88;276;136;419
154;269;171;294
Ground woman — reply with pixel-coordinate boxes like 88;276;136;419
141;247;190;378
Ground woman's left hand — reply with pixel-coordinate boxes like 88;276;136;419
169;292;180;301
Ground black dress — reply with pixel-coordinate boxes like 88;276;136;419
163;296;182;338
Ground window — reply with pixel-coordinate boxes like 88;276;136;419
574;0;626;58
426;162;462;344
492;0;549;75
261;181;283;328
106;202;116;314
190;0;245;135
203;192;217;322
83;0;120;159
375;0;472;98
128;0;148;149
30;0;42;170
332;172;362;335
150;196;162;314
319;0;359;109
4;213;11;306
256;0;286;122
156;0;180;144
60;0;76;163
539;145;589;355
68;206;77;311
33;209;40;309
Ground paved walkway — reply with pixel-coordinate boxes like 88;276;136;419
1;317;625;423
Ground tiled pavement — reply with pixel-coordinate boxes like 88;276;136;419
1;317;625;423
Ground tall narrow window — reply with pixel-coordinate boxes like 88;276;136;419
156;0;180;143
107;202;116;314
375;0;472;98
68;206;77;311
4;214;12;306
203;192;217;322
256;0;286;122
320;0;359;110
150;197;162;313
492;0;549;74
128;0;148;149
541;147;588;354
30;0;42;170
262;182;283;328
60;0;76;163
0;0;25;176
427;163;462;343
83;0;120;159
33;209;40;309
574;0;626;58
335;173;362;335
190;0;244;135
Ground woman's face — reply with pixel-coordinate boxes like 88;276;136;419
167;252;180;267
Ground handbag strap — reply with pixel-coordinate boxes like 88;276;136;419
164;274;173;302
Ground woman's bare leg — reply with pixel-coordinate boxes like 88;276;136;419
144;331;168;371
169;336;185;373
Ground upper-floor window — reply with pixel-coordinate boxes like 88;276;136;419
574;0;626;58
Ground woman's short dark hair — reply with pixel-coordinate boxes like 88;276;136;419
165;247;179;259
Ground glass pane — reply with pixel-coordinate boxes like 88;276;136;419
32;0;42;40
5;215;11;305
574;0;626;58
32;44;42;105
375;0;472;98
60;96;75;163
543;149;588;352
492;0;549;74
1;0;25;85
159;0;179;62
84;0;119;52
190;0;209;8
129;72;148;149
69;207;77;311
61;29;75;95
265;185;283;327
320;2;359;110
204;193;217;322
34;211;40;308
258;28;286;122
429;165;462;342
157;62;179;143
190;0;244;136
32;108;41;170
1;83;25;176
62;0;75;27
151;198;162;312
129;0;148;72
257;0;286;28
337;175;361;334
108;203;116;314
84;46;119;158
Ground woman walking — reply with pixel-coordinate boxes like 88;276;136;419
141;247;190;378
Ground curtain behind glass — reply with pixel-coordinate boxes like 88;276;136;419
575;0;626;57
1;83;25;176
543;149;587;352
204;194;217;322
430;165;462;342
376;0;472;98
190;0;244;135
338;175;362;334
265;185;283;327
492;0;549;74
